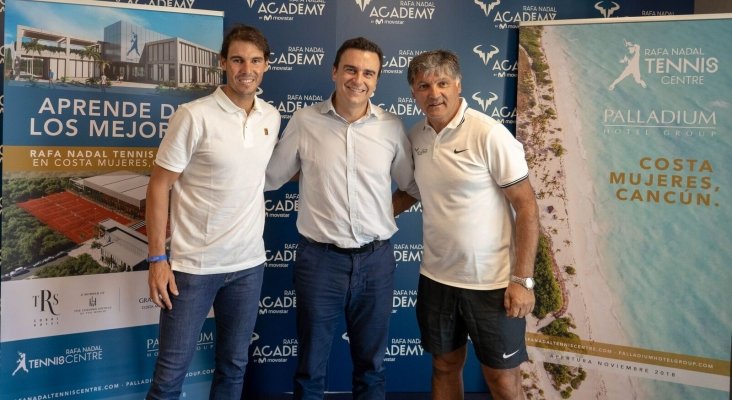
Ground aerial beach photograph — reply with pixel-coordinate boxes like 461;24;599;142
516;16;730;399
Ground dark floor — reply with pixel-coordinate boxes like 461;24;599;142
342;395;488;400
247;394;490;399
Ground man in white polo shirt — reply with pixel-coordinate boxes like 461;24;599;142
145;25;280;399
406;50;539;400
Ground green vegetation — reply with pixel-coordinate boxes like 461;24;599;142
3;177;69;204
21;40;82;56
540;317;578;339
36;253;108;278
532;234;563;318
519;26;552;85
544;363;587;398
155;82;218;95
541;318;586;397
1;205;74;274
518;70;536;99
520;26;543;60
545;363;573;387
2;178;75;274
550;141;565;157
571;368;587;389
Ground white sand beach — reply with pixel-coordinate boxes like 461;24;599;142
518;26;644;399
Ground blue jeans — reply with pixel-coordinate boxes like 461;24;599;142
147;264;264;400
293;238;396;400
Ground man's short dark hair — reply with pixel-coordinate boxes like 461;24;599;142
221;25;270;59
407;50;462;86
333;37;383;77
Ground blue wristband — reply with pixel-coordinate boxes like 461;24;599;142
147;255;168;263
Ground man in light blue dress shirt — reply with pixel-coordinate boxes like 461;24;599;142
266;37;419;400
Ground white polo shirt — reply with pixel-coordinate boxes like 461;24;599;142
265;96;418;248
409;99;528;290
155;87;281;274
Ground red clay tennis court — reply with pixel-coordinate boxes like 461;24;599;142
18;191;133;244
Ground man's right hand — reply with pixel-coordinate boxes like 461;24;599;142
148;261;179;310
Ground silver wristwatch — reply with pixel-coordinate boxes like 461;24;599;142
510;275;535;290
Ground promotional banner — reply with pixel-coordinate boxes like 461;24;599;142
516;14;731;399
2;0;701;398
233;0;693;394
1;1;223;398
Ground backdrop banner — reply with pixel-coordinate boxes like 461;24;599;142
2;0;701;398
1;1;222;398
516;14;731;399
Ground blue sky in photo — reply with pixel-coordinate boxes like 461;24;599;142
4;0;222;51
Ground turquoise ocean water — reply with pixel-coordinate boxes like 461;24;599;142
546;18;731;400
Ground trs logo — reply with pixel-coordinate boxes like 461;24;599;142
34;290;60;315
594;1;620;18
474;0;501;17
471;92;499;113
473;45;500;66
355;0;372;12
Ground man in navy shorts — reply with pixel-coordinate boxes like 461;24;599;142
403;50;540;399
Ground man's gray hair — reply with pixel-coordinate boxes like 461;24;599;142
407;50;461;85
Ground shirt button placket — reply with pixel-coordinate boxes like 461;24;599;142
432;131;439;161
346;124;360;238
241;112;248;140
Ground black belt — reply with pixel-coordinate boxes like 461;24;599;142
301;236;388;255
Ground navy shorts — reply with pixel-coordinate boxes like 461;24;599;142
416;275;528;369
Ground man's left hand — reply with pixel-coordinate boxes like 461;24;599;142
504;283;535;318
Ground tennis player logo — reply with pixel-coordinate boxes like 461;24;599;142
609;39;647;91
13;352;29;376
126;32;140;57
246;0;256;7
